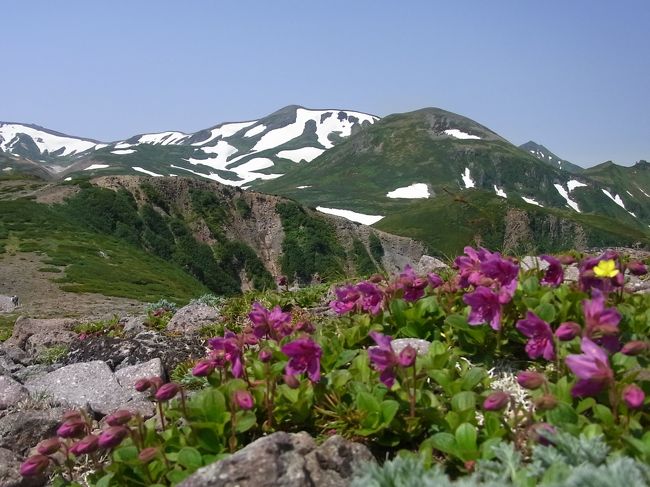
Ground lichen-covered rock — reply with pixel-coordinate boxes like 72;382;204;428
0;409;62;456
416;255;449;274
0;447;46;487
520;256;550;272
115;358;164;401
179;431;374;487
166;304;220;335
0;375;29;409
390;338;431;356
4;317;77;356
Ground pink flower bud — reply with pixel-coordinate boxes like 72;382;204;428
555;322;581;341
517;371;545;390
233;390;254;410
534;394;558;411
621;341;648;356
36;438;61;456
134;378;151;392
427;273;443;289
19;455;50;477
69;435;99;455
558;255;576;265
258;349;272;363
98;426;129;449
138;447;159;463
57;420;86;439
623;384;645;409
397;346;417;367
483;391;510;411
154;383;180;402
283;374;300;389
192;360;216;377
529;422;557;446
627;260;648;276
105;410;132;426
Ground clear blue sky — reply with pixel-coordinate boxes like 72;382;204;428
3;0;649;167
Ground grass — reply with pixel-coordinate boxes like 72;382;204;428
0;314;17;341
36;344;69;365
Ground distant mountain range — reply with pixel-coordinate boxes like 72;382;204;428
2;105;648;256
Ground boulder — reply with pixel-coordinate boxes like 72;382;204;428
166;304;220;335
416;255;449;275
0;447;47;487
121;315;148;336
179;431;374;487
0;375;29;409
0;409;62;456
4;318;77;356
520;256;550;272
115;358;165;399
25;361;130;415
0;296;19;313
390;338;431;356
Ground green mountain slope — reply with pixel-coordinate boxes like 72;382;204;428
519;141;584;174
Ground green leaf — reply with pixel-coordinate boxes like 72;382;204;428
576;397;596;414
356;391;381;413
95;473;114;487
113;446;138;463
460;367;486;390
167;469;190;484
534;303;556;323
235;410;257;433
380;400;399;425
455;423;478;453
593;404;614;427
546;401;578;426
451;391;476;412
429;432;458;456
177;447;203;470
445;314;469;330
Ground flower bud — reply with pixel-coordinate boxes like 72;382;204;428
258;349;273;363
138;447;159;463
621;340;648;356
233;390;254;410
154;383;180;402
98;426;129;449
105;410;133;426
62;410;83;421
149;377;164;391
57;420;86;439
19;455;49;477
295;321;316;334
192;360;216;377
516;371;545;390
534;394;558;411
398;346;417;368
627;260;648;276
483;391;510;411
283;374;300;389
134;378;151;392
558;255;576;265
555;322;581;341
427;273;443;289
529;422;557;446
623;384;645;410
36;438;61;456
368;273;385;284
69;435;99;455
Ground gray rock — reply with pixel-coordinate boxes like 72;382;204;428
179;431;374;487
565;264;580;282
390;338;431;356
416;255;449;275
0;409;62;456
4;318;77;356
0;376;29;409
12;365;51;385
115;358;164;400
0;343;30;366
0;296;19;313
121;315;147;336
520;256;550;272
25;361;129;415
0;447;47;487
166;304;219;335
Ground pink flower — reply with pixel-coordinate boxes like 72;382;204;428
516;311;555;361
192;359;216;377
395;265;428;302
582;289;621;353
356;281;385;315
621;341;648;356
98;426;129;449
463;286;502;330
623;384;645;409
517;371;546;390
233;390;254;410
154;383;180;402
69;434;99;455
540;255;564;287
483;392;510;411
455;246;496;288
36;438;61;455
627;260;647;276
248;302;292;339
19;455;50;477
105;410;132;426
367;332;416;388
565;338;614;397
281;337;322;383
56;419;86;439
330;285;361;315
208;331;244;378
555;321;581;341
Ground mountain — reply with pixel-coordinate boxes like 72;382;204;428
0;106;377;185
519;141;584;174
0;174;423;302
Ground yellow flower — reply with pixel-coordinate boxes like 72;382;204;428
593;259;619;278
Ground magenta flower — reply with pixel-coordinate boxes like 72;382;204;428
621;341;648;356
69;434;99;455
565;338;614;397
540;255;564;287
367;332;416;388
233;390;254;410
105;410;132;426
516;311;555;361
455;246;495;288
208;331;244;378
623;384;645;409
395;265;428;302
480;254;519;297
483;391;510;411
281;337;322;382
248;302;292;339
579;251;624;292
98;426;129;449
56;419;86;439
463;286;502;330
19;455;50;477
330;284;361;315
517;371;546;390
192;359;216;377
36;438;61;455
356;281;385;315
154;383;180;402
555;321;581;341
427;273;443;289
627;260;648;276
582;290;621;353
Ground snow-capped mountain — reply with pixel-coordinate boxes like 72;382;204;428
519;141;583;174
0;106;378;186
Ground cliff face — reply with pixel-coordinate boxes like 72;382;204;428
92;176;425;288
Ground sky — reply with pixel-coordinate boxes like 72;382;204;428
3;0;649;167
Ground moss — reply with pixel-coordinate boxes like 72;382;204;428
351;238;378;276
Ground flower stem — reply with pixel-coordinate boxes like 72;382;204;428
157;401;166;431
410;363;416;418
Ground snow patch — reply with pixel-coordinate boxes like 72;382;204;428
277;147;325;163
0;123;100;156
567;180;587;192
494;185;507;198
602;189;636;217
554;184;581;212
626;190;634;197
386;183;430;199
84;164;110;170
133;167;163;177
64;177;72;181
137;131;188;146
522;196;543;207
111;149;136;155
243;124;266;138
296;185;312;189
316;206;384;225
234;158;274;173
637;186;650;198
114;142;133;149
444;129;481;140
461;167;475;189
